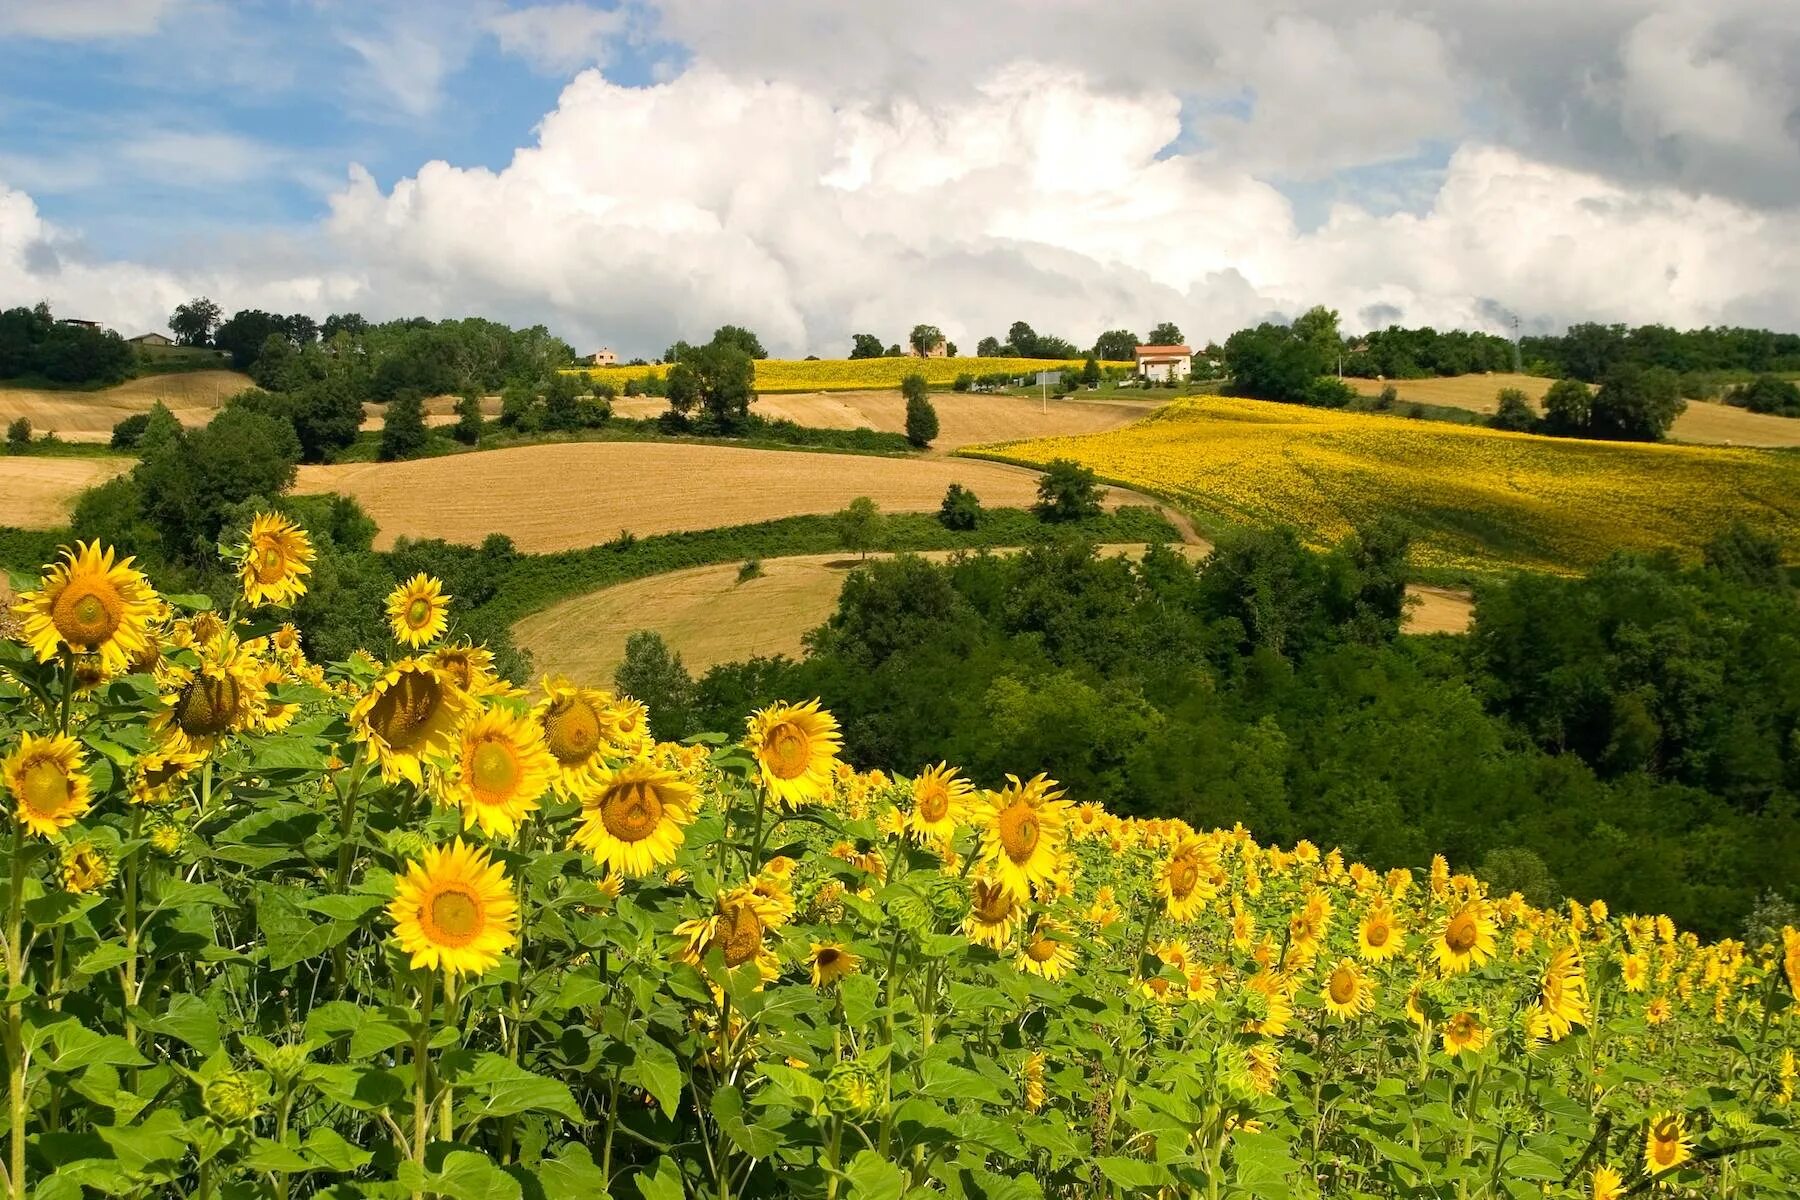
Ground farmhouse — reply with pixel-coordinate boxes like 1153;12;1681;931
910;335;948;358
129;332;174;347
1134;343;1192;382
582;347;618;366
57;318;104;331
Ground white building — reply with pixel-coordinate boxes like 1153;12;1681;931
1134;344;1192;382
587;347;618;366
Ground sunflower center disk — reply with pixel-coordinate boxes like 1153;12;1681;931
546;703;600;762
1027;937;1058;963
767;725;810;780
256;546;286;581
53;585;122;646
601;784;662;842
720;905;763;966
1170;858;1199;898
973;886;1014;923
20;760;72;815
407;598;431;628
428;887;482;945
917;785;948;822
1330;972;1357;1005
179;676;240;737
470;741;520;799
1445;916;1477;953
997;806;1039;863
1366;921;1390;947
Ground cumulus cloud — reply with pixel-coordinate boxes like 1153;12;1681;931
0;0;186;40
487;2;628;74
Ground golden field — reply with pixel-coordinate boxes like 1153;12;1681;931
0;456;133;527
967;396;1800;573
571;355;1132;394
0;370;253;443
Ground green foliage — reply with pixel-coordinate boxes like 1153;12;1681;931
1522;320;1800;382
848;333;884;360
908;324;944;356
1033;458;1103;523
1589;364;1685;441
453;390;483;445
378;390;430;461
1540;378;1593;436
737;558;763;582
1703;522;1790;591
902;376;937;448
614;630;698;739
666;336;756;430
5;417;29;451
134;402;301;554
1728;374;1800;416
938;483;981;531
835;496;884;558
168;296;221;347
1147;321;1183;345
110;411;152;450
1081;355;1101;386
0;303;133;385
1340;325;1514;378
1222;321;1326;404
1092;329;1140;361
1489;387;1538;432
1476;846;1558;907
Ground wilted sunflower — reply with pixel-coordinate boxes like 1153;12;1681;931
237;513;314;608
1156;834;1218;922
535;678;616;795
571;758;695;877
350;659;470;785
388;838;519;978
14;541;158;675
1022;1050;1047;1112
1433;900;1497;976
1590;1165;1625;1200
674;885;785;983
1015;918;1077;981
442;705;556;839
131;747;203;805
1442;1011;1489;1057
744;700;841;808
975;773;1069;903
907;762;972;842
1642;1112;1689;1178
386;574;450;648
1244;1043;1279;1094
1538;942;1591;1040
1357;902;1405;963
59;841;114;894
962;876;1024;950
808;942;859;988
1320;959;1375;1019
2;732;94;838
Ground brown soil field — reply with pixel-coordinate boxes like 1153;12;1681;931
516;545;1472;684
0;372;254;443
1346;373;1800;447
610;389;1159;449
0;457;132;528
293;442;1097;552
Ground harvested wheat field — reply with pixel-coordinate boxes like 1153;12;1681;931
0;371;253;443
1346;372;1800;447
0;457;132;527
294;442;1081;552
610;389;1159;449
517;545;1471;682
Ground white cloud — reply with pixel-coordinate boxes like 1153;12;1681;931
0;0;185;39
487;2;626;74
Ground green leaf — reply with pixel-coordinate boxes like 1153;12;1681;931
448;1054;584;1124
635;1156;686;1200
844;1150;906;1200
243;1137;313;1174
632;1039;683;1119
136;993;221;1054
267;917;359;971
44;1024;149;1073
164;593;214;611
303;893;388;921
313;1063;407;1111
535;1144;610;1200
302;1127;374;1172
23;891;102;928
405;1150;523;1200
73;942;130;976
1095;1156;1169;1190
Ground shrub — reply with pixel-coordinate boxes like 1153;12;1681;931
1489;387;1538;432
737;558;763;582
453;391;483;445
902;375;938;448
5;417;30;451
1034;458;1102;523
1373;384;1398;411
1729;374;1800;417
111;412;152;450
938;482;982;530
835;496;883;558
952;373;973;392
378;389;429;461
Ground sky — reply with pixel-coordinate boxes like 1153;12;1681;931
1;0;1798;358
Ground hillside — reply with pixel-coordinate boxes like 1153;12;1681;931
0;456;133;527
0;370;253;442
575;354;1134;393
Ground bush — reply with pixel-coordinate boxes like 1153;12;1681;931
6;417;31;451
453;391;483;445
1729;374;1800;417
613;630;696;739
378;389;429;461
938;482;982;530
835;496;883;558
1541;378;1592;435
110;412;152;450
1033;458;1103;523
1489;387;1538;432
952;373;973;393
1306;377;1356;408
737;558;763;582
902;374;938;448
1373;384;1398;411
1590;364;1685;442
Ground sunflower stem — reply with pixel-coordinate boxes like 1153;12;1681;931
122;807;142;1060
411;971;437;1192
440;973;457;1144
5;832;27;1200
57;650;72;735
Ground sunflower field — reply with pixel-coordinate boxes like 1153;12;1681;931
568;357;1130;395
968;397;1800;573
0;519;1796;1200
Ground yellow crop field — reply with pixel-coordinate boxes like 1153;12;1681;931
568;355;1131;394
967;396;1800;573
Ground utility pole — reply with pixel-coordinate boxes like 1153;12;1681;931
1511;315;1522;374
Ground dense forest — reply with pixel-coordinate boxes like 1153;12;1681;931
0;303;134;385
607;525;1800;937
1522;322;1800;381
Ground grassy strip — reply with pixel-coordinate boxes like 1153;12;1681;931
2;440;134;460
334;415;916;464
479;506;1178;626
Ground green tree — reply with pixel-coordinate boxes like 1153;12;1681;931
500;381;538;428
169;297;221;347
1489;387;1538;432
1291;305;1342;365
287;374;365;462
1477;847;1558;907
709;325;767;359
938;482;981;530
1033;458;1102;523
111;412;152;450
378;389;429;461
836;496;884;559
1540;378;1593;436
1147;322;1183;345
909;324;944;356
5;417;29;452
902;374;938;447
849;333;884;360
136;403;301;553
1081;355;1101;386
1222;322;1324;403
614;631;697;740
976;336;1004;357
453;390;483;445
1703;522;1789;591
1092;330;1140;361
1590;364;1685;441
1730;374;1800;416
541;371;583;431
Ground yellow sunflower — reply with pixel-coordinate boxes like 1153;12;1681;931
237;513;314;608
1156;834;1218;922
1357;902;1405;963
1245;1043;1279;1094
1620;951;1649;993
605;696;654;758
907;762;972;842
962;876;1024;950
1643;1112;1689;1178
1433;900;1497;976
442;705;556;839
535;677;616;794
744;700;841;808
1015;918;1077;981
349;659;470;785
130;747;203;805
251;661;302;734
149;636;264;755
386;574;450;648
1242;971;1294;1038
427;641;506;698
59;841;114;894
2;732;93;838
1645;995;1672;1026
808;942;859;988
1591;1165;1624;1200
975;773;1069;902
674;885;785;984
1442;1011;1489;1057
388;839;518;978
570;758;695;877
13;541;158;675
1538;942;1590;1040
1320;959;1375;1019
1022;1050;1046;1112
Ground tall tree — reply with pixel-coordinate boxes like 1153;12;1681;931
836;496;884;559
1147;322;1184;345
909;324;945;356
378;390;429;461
709;325;768;359
902;374;938;447
1092;330;1140;361
849;333;885;360
1589;365;1685;442
169;297;222;347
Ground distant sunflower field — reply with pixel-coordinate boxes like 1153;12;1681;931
0;520;1795;1198
968;397;1800;573
569;356;1130;394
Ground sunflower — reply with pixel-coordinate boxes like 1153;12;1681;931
1591;1165;1625;1200
130;747;203;805
605;696;653;758
237;513;314;608
907;762;972;842
442;706;556;839
350;659;470;785
1442;1011;1489;1057
14;541;158;675
1783;926;1800;1000
1242;970;1293;1038
1538;942;1591;1040
149;637;264;755
808;942;859;988
388;839;519;978
386;574;450;648
2;733;93;838
1620;951;1649;993
251;661;302;734
571;758;695;877
1015;918;1077;981
1645;995;1672;1026
1320;959;1375;1019
975;773;1069;902
1022;1050;1047;1112
427;641;505;698
744;700;841;808
1433;900;1497;976
1357;902;1405;963
1244;1042;1279;1094
535;678;615;795
59;841;114;894
674;885;785;984
962;876;1023;950
1156;835;1218;922
1643;1112;1689;1178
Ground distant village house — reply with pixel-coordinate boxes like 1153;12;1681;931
580;347;618;366
1134;343;1192;382
129;332;173;347
58;318;104;331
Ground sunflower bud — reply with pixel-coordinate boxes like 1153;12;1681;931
204;1072;261;1125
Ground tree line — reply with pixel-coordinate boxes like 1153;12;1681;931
0;303;134;386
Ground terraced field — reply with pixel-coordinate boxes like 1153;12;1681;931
0;370;252;442
0;457;132;527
